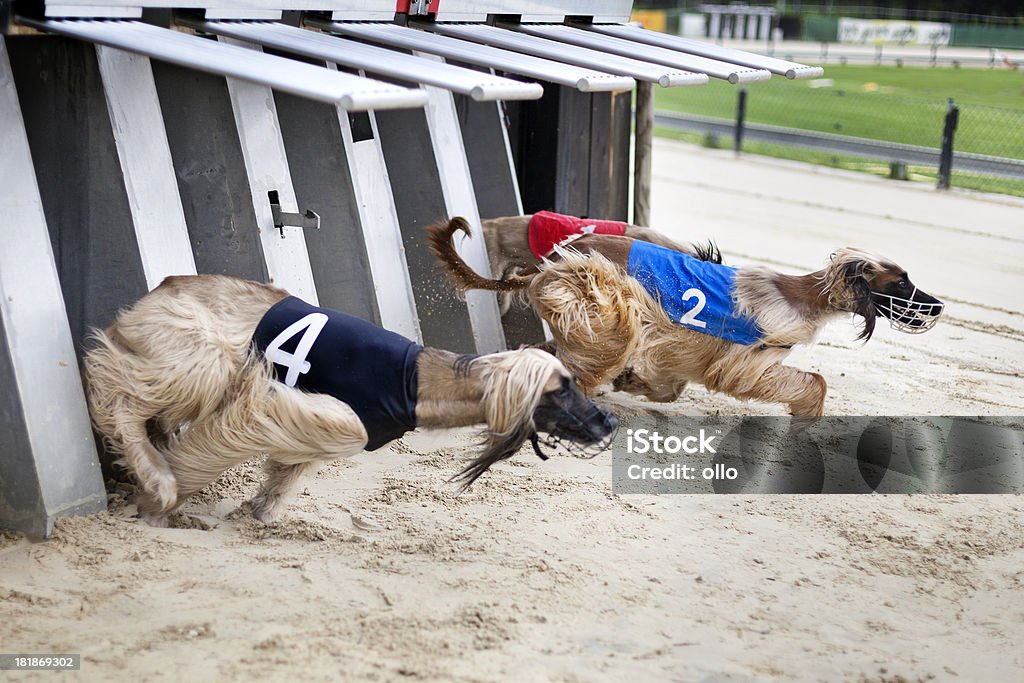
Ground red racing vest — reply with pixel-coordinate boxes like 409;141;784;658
528;210;627;260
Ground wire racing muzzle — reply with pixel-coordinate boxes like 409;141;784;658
529;403;618;461
530;430;616;461
872;288;944;333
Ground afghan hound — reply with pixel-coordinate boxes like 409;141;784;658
480;211;719;314
428;217;944;417
83;275;617;526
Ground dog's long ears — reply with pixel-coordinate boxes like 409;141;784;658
848;274;877;342
448;348;558;489
450;422;534;490
425;217;530;293
835;254;881;342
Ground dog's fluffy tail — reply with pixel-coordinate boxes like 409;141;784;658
426;217;531;293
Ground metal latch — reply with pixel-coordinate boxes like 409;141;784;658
268;191;320;238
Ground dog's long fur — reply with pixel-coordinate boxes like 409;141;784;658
479;214;719;314
84;274;612;526
429;218;942;416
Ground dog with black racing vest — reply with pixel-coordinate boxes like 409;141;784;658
83;275;617;526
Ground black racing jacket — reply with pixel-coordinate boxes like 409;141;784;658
252;296;422;451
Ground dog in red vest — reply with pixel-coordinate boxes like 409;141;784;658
480;211;718;314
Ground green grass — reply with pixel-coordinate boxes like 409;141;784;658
654;125;1024;198
653;65;1024;195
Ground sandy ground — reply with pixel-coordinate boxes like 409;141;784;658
2;141;1023;682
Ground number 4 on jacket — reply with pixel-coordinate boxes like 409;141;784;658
263;312;328;387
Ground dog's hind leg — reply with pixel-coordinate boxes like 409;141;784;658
158;373;369;523
247;387;370;523
249;460;322;524
720;363;827;417
87;392;177;527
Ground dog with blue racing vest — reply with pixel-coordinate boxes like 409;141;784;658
428;217;944;417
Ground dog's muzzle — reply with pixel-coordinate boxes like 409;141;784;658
531;428;617;461
873;289;944;334
531;404;618;461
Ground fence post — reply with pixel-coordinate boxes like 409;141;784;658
936;98;959;190
633;80;653;226
734;86;747;155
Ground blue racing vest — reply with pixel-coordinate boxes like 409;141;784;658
252;296;423;451
627;240;763;345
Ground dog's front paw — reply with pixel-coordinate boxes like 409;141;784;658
135;495;171;527
138;512;170;528
151;475;179;512
248;494;284;524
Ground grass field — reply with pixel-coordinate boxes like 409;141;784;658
654;65;1024;195
654;126;1024;197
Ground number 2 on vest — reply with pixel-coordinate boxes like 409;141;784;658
678;288;708;329
264;313;329;387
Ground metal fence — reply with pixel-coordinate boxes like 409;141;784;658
653;86;1024;196
773;43;1018;69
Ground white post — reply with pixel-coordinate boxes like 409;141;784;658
96;47;197;288
414;51;506;354
219;37;318;304
0;37;105;537
330;66;422;342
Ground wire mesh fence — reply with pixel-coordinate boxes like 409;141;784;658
654;81;1024;197
958;102;1021;155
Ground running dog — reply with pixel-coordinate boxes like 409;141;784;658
83;275;617;526
429;217;944;416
